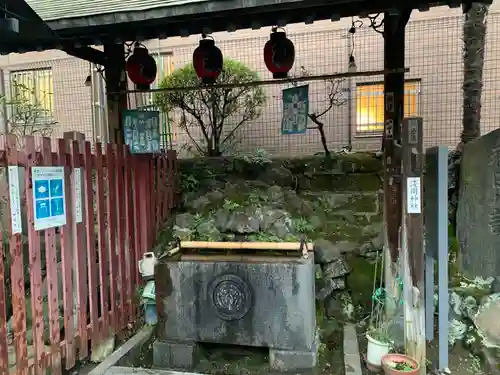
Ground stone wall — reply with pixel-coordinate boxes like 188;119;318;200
155;152;384;320
453;129;500;370
457;128;500;279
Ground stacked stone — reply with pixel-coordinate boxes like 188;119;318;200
313;239;354;320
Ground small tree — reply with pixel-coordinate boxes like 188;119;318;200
308;78;347;157
1;82;57;140
291;67;347;157
154;59;266;156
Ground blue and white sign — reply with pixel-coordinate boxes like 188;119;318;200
32;166;67;231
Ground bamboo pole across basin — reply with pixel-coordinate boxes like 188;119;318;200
165;241;314;258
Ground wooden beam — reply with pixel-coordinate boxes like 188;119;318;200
63;45;107;66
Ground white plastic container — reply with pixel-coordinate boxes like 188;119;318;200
138;252;157;280
366;334;391;367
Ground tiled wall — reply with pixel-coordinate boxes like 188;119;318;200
0;6;499;155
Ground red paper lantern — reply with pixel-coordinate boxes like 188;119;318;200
193;35;223;85
126;43;157;91
263;28;295;79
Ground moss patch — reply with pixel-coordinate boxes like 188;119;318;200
346;255;381;316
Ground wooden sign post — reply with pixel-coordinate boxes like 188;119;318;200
401;117;426;374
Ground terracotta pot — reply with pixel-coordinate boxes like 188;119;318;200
381;354;420;375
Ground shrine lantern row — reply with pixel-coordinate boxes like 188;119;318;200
125;28;297;89
193;28;296;84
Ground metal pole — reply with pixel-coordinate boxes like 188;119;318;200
436;146;449;371
111;68;409;95
346;30;353;149
423;145;449;371
424;252;434;341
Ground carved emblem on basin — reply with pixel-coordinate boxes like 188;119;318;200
208;274;252;321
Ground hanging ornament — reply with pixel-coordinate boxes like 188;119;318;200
126;42;157;91
193;34;223;85
263;27;295;79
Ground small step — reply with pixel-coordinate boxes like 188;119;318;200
343;323;363;375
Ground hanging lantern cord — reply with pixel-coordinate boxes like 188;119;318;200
133;41;147;49
201;33;215;40
271;26;286;33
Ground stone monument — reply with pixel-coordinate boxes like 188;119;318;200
153;249;317;372
457;128;500;278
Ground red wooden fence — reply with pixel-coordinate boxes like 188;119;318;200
0;134;177;375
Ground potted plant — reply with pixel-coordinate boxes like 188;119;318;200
381;353;420;375
366;323;392;371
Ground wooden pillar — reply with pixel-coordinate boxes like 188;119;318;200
383;11;428;369
402;117;425;373
382;11;410;324
104;43;128;144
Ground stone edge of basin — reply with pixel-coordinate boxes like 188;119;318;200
343;323;363;375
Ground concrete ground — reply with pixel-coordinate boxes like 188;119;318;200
73;323;363;375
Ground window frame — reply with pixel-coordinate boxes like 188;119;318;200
136;52;176;147
8;67;55;125
354;78;421;136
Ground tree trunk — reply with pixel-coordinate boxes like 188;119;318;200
461;2;488;144
308;114;330;157
450;3;489;268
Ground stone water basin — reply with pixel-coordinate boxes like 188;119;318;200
153;241;317;373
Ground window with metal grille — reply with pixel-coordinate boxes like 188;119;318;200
355;79;421;135
9;68;54;123
138;53;176;147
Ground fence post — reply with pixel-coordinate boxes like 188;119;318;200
83;141;99;353
5;134;29;375
137;155;150;256
0;139;9;375
132;155;142;284
123;145;136;321
63;132;87;359
114;144;127;331
94;143;109;342
24;136;45;374
167;150;177;211
57;138;76;369
105;144;119;335
40;137;62;375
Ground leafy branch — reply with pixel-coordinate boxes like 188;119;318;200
154;59;266;157
0;82;56;146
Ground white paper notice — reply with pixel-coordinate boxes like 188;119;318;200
73;168;83;224
8;166;22;234
407;177;422;214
